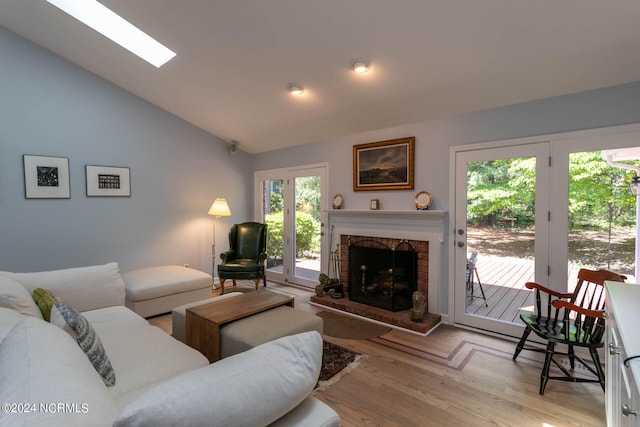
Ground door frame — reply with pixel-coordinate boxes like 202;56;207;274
254;162;328;288
448;123;640;336
451;142;551;337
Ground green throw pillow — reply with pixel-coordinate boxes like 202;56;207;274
32;288;60;322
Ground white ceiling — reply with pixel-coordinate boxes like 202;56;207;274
1;1;640;154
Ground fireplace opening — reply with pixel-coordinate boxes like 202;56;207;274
348;239;417;312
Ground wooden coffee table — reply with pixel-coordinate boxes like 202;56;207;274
185;289;295;362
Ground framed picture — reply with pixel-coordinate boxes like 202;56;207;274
85;165;131;197
23;155;70;199
353;137;415;191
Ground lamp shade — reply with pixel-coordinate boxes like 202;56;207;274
208;198;232;217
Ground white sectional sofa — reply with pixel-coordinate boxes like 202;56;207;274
0;263;341;427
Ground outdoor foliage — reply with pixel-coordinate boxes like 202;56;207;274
265;213;284;260
466;152;638;231
569;152;637;229
265;212;320;259
263;175;322;260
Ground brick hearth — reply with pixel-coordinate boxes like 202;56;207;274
310;294;441;334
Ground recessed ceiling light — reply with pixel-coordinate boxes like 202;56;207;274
287;84;304;95
351;59;370;73
46;0;176;68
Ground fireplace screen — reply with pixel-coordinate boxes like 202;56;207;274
348;239;417;312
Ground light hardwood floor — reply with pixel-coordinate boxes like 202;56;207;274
148;282;605;427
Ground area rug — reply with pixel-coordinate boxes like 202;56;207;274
317;340;366;390
318;310;391;340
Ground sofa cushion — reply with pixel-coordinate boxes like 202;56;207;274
113;331;323;427
50;302;116;386
0;316;118;426
32;287;60;321
0;307;26;342
0;275;43;319
0;262;126;312
82;305;209;410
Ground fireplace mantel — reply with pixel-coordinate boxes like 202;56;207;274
324;209;447;315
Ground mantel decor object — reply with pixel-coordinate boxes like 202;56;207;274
353;136;415;191
410;290;426;322
414;191;432;210
332;193;343;209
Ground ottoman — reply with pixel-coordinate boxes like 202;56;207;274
122;265;212;318
219;306;324;359
172;297;324;359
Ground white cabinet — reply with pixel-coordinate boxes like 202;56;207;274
606;281;640;426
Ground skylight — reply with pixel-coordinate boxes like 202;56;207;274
46;0;176;68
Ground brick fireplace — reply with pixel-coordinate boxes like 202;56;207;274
310;209;446;334
341;235;427;311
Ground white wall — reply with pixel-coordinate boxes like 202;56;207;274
0;27;253;274
253;81;640;313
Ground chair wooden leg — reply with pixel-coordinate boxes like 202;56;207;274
513;326;532;360
253;279;260;290
263;275;267;287
219;278;226;295
568;344;575;370
540;341;555;395
232;279;237;287
590;347;606;391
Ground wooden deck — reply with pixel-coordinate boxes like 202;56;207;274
465;256;585;323
466;256;534;323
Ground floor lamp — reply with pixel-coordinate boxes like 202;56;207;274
208;198;232;289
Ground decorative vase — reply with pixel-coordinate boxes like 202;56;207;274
410;290;426;322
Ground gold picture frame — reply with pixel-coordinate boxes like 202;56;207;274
353;137;415;191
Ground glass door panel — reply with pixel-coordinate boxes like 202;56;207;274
568;150;638;282
291;173;322;285
454;143;549;337
262;178;285;280
255;164;327;288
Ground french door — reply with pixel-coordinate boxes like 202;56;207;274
254;164;328;288
453;143;550;337
452;125;640;337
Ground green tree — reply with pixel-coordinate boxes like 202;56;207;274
466;152;638;230
569;152;637;229
295;176;321;222
466;158;535;227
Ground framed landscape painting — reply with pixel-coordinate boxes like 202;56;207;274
353;137;415;191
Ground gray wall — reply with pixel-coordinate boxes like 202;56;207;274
254;81;640;211
0;27;253;274
253;81;640;313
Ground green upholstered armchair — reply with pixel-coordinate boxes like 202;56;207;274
218;222;268;294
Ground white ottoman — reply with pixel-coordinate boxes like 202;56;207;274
172;297;323;359
122;265;212;318
219;306;323;359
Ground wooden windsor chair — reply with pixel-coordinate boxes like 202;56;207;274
512;268;627;394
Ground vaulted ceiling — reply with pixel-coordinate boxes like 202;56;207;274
1;1;640;153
